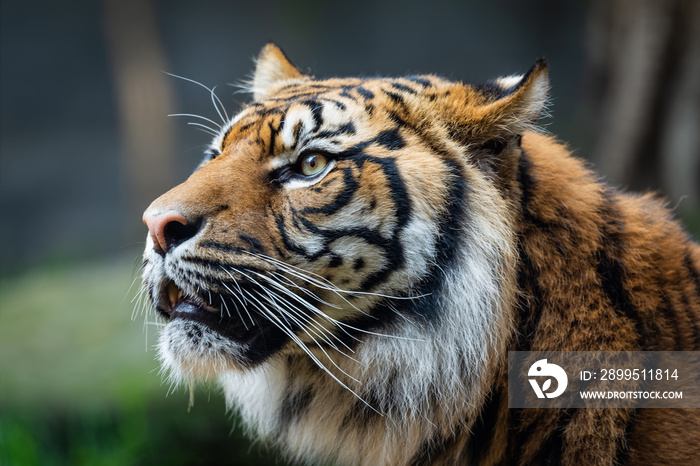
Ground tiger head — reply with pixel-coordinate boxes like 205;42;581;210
141;43;546;403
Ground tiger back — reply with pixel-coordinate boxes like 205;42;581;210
141;44;700;465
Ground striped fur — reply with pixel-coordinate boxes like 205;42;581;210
141;44;700;465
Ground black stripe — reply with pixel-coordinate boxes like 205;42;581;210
374;128;405;150
515;150;546;350
410;427;463;466
268;91;322;103
385;110;408;130
293;210;390;251
683;251;700;349
351;153;411;292
327;254;343;268
686;251;700;298
404;157;467;322
614;409;638;465
333;155;469;344
529;410;570;465
383;89;406;107
315;122;356;139
406;76;432;88
511;409;569;465
292;121;303;148
339;86;357;100
321;97;346;110
353;257;365;270
180;254;269;277
680;289;700;350
198;240;247;255
473;82;508;100
597;193;646;346
515;242;544;351
338;122;356;134
355;86;374;100
300;166;358;216
267;121;278;156
467;389;503;464
278;386;314;432
273;211;313;258
243;325;293;366
238;234;265;254
658;288;685;350
511;150;566;459
518;147;551;231
305;99;324;133
391;81;417;94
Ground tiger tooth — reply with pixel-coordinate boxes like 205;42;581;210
167;281;179;307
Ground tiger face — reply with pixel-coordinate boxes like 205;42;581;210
142;44;541;383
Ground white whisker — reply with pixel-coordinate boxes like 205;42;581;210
249;271;357;356
240;289;377;412
210;85;229;123
168;113;222;129
187;122;219;137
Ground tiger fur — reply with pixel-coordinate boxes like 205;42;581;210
141;44;700;465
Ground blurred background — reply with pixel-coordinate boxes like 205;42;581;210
1;0;698;464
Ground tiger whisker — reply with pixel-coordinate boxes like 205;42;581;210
217;278;250;330
270;271;342;310
240;289;379;414
249;255;371;317
251;270;421;347
164;71;229;126
241;284;363;383
251;271;358;355
126;260;148;301
226;256;426;342
131;284;149;320
219;293;232;318
187;122;220;137
219;266;258;327
235;270;316;335
256;286;348;356
210;85;229;123
248;251;430;301
248;253;424;327
168;113;222;129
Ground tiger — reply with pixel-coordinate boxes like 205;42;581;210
140;43;700;465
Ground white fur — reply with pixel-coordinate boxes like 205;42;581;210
495;74;523;90
280;106;315;148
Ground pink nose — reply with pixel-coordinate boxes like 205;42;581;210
142;209;195;255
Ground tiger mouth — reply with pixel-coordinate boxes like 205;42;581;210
158;279;264;344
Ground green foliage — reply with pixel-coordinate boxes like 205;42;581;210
0;258;287;466
0;398;283;466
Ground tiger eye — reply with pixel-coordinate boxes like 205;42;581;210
300;154;328;176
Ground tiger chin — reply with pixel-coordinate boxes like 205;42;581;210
141;43;700;465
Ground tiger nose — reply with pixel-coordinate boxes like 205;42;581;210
142;209;200;255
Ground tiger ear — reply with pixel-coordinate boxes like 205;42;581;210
449;59;550;144
251;43;305;101
486;59;549;126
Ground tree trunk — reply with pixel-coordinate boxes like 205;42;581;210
586;0;700;217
